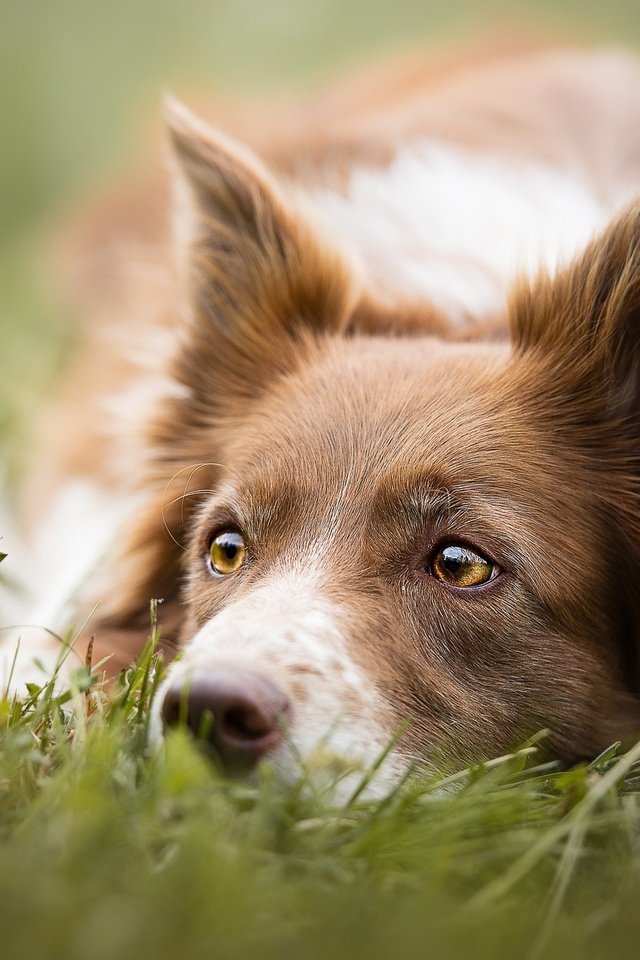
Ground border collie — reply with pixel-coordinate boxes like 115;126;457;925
4;44;640;793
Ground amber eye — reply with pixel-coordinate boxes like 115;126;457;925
430;543;497;588
207;530;246;577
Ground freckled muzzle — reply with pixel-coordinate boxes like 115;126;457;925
160;665;292;772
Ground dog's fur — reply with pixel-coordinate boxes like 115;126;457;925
6;43;640;790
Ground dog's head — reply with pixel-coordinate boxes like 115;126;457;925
89;103;640;791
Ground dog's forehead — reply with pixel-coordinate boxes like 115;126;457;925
195;331;610;622
225;334;516;485
210;333;606;581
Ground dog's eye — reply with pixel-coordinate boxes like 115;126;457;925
207;530;246;577
430;543;497;588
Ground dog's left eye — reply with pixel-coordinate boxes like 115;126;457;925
429;543;498;588
207;530;246;577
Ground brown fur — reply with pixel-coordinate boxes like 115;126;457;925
27;44;640;768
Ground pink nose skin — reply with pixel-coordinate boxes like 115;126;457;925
161;666;292;772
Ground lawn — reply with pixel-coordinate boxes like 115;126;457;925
3;2;640;957
1;610;640;960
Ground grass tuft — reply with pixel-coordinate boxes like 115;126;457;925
0;621;639;960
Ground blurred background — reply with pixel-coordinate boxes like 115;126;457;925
2;0;640;474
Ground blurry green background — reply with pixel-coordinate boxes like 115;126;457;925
2;0;640;469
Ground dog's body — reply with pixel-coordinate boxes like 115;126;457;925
5;44;640;792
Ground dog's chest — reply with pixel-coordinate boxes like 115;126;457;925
306;141;637;324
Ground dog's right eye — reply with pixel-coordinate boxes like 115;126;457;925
207;530;246;577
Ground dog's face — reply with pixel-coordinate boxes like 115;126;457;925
93;103;640;789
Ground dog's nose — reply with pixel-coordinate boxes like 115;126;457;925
160;666;291;771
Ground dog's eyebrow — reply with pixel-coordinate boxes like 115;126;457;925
368;470;530;568
404;484;462;516
378;481;470;532
370;467;462;513
211;481;240;504
197;476;299;537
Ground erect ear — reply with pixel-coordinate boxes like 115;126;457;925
510;200;640;415
165;98;358;408
78;104;360;671
511;201;640;705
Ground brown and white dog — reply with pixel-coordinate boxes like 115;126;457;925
5;42;640;793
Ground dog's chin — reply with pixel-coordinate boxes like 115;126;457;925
147;673;412;803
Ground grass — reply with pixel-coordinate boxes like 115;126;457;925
1;591;640;958
4;4;640;956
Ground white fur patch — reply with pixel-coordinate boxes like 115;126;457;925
0;481;135;692
307;141;639;323
151;568;410;799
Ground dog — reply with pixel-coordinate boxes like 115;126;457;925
4;42;640;794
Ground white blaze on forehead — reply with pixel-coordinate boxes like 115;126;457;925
152;568;410;797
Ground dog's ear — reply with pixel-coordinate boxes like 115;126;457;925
510;201;640;533
80;105;361;671
165;98;358;409
511;200;640;417
511;201;640;706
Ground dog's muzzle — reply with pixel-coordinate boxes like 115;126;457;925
160;665;292;772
